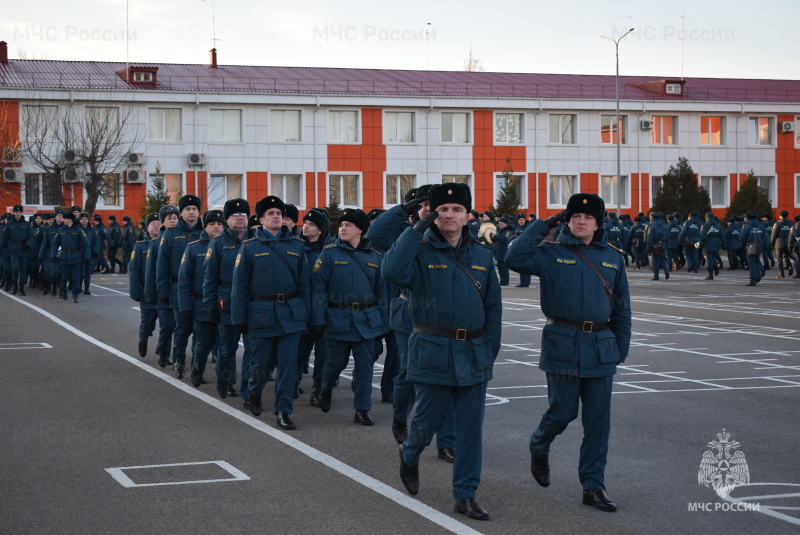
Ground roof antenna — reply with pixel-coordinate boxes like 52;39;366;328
680;11;684;81
125;0;130;82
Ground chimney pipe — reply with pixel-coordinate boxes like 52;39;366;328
210;48;217;69
0;41;8;65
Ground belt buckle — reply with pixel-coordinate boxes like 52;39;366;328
582;321;593;333
351;302;360;311
456;328;467;341
277;293;285;303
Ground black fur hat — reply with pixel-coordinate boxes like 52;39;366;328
339;208;370;234
284;204;299;223
178;194;202;212
223;198;250;220
255;196;285;218
565;193;605;223
429;183;472;212
303;208;331;234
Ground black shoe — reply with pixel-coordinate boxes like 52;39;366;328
789;265;794;276
309;378;321;407
714;265;719;276
18;286;25;296
216;381;228;399
138;341;147;358
175;363;185;379
84;286;91;295
651;277;658;280
381;395;393;403
61;290;68;300
246;395;262;416
190;367;202;387
705;274;713;280
392;418;408;445
276;411;296;430
73;295;79;303
50;284;57;297
319;389;332;413
211;354;217;363
746;283;757;286
665;271;669;280
157;353;168;368
437;448;455;463
582;489;617;512
226;385;238;397
399;445;419;495
354;410;374;426
530;446;550;487
454;498;489;521
11;283;17;295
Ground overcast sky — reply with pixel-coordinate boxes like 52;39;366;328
2;0;796;80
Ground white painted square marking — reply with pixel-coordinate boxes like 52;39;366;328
105;460;250;488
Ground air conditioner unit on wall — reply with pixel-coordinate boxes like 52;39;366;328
2;167;21;183
640;119;653;130
780;121;795;133
127;152;146;165
126;168;146;183
62;167;83;183
63;149;78;163
188;153;206;166
2;147;21;165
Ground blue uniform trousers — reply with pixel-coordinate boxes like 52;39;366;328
191;320;218;376
79;258;92;288
138;307;157;345
706;251;721;274
402;381;487;500
60;262;82;298
122;248;133;269
686;247;699;272
726;249;739;270
747;254;762;284
249;332;300;414
1;255;11;281
297;333;327;383
518;273;531;287
10;255;28;287
108;246;120;269
530;373;613;491
155;307;176;359
171;302;192;365
95;252;110;270
651;253;667;279
497;259;509;285
216;324;247;390
665;248;677;271
322;338;376;411
379;330;398;399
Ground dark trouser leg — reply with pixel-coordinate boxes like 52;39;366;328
351;338;376;411
155;307;176;357
191;320;216;375
578;376;614;491
139;306;157;344
380;330;398;399
392;331;415;422
216;324;240;386
530;373;581;457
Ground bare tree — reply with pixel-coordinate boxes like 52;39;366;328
463;47;485;72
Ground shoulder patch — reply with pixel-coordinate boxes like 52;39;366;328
324;244;339;250
188;239;200;246
607;243;625;254
370;246;384;257
243;237;257;243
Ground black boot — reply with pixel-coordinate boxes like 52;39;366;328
84;285;91;295
319;389;332;413
246;395;262;416
11;282;18;295
309;378;321;407
18;286;25;296
51;283;58;297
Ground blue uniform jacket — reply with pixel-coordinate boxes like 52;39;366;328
311;238;389;342
231;227;310;337
39;223;63;261
666;222;682;249
699;221;727;252
725;222;742;251
382;225;502;387
645;218;668;252
156;219;202;303
678;216;702;246
603;217;627;250
203;228;255;325
0;217;36;257
628;222;646;250
506;220;632;378
493;227;514;260
129;235;155;308
144;232;171;310
51;226;90;265
121;223;137;251
178;232;212;321
107;222;121;247
79;224;101;258
740;220;765;255
771;218;793;248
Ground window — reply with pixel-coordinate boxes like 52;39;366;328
755;176;775;205
548;175;577;206
24;173;60;206
651;176;664;202
133;71;153;83
700;176;727;206
149;173;182;204
270;174;304;207
328;174;360;208
208;174;244;209
209;109;242;142
22;105;58;139
270;110;302;142
441;112;470;143
600;175;629;207
494;173;527;208
385;175;415;206
442;175;471;186
86;107;119;134
95;173;121;207
549;114;576;144
651;116;677;145
748;117;773;145
329;110;359;143
795;175;800;207
149;108;181;141
796;116;800;148
700;116;725;145
600;115;627;144
495;113;523;144
385;112;415;143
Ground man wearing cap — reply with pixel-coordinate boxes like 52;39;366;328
312;208;389;426
0;205;36;295
119;216;137;274
771;210;794;278
506;192;632;513
232;195;310;429
156;194;203;378
741;211;765;286
761;213;776;270
383;182;502;521
179;210;226;387
467;209;481;239
204;198;256;400
39;210;65;296
27;213;43;290
77;212;101;295
145;206;180;365
105;215;122;273
628;216;647;269
646;212;670;281
494;217;515;286
92;214;112;274
678;211;702;273
699;213;726;280
51;212;91;303
725;216;743;271
130;213;161;358
283;204;301;238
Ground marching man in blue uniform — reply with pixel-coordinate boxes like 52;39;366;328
129;213;160;358
231;196;310;430
311;208;389;426
383;182;502;521
51;212;91;303
506;192;632;513
145;205;180;367
0;205;35;296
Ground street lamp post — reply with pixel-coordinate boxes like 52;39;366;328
602;28;634;212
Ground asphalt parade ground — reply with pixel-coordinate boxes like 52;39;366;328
2;265;799;535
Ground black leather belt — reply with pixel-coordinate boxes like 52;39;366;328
219;281;232;288
328;300;376;311
61;249;76;253
546;317;611;333
250;292;298;302
413;323;484;341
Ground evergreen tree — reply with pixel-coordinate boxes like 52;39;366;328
725;170;773;220
140;161;172;220
494;158;521;216
651;157;711;218
325;196;342;239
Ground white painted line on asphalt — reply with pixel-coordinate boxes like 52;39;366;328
4;292;485;535
106;460;250;488
0;342;53;350
722;483;800;527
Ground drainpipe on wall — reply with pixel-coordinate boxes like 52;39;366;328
428;97;434;187
314;95;320;207
736;102;746;191
534;99;542;215
639;101;645;213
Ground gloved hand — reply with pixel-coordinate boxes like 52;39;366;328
234;323;248;334
402;195;429;216
413;211;439;233
544;210;568;229
181;310;193;321
310;325;325;339
159;294;170;304
132;297;141;302
208;308;221;324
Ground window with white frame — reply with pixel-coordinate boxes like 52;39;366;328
442;175;471;187
385;111;415;143
600;175;629;207
441;112;470;143
748;117;773;146
207;174;243;209
651;175;664;203
494;173;526;208
149;108;181;141
270;110;302;142
651;116;678;145
24;173;61;206
94;173;121;207
86;107;119;134
495;113;523;144
149;173;183;204
328;174;360;208
795;175;800;207
700;176;728;206
548;175;577;206
270;174;304;207
600;115;627;144
385;174;415;206
209;109;242;142
22;105;58;139
700;116;726;145
329;110;359;143
549;114;576;144
755;175;775;205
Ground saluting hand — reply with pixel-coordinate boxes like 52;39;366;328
413;211;439;233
